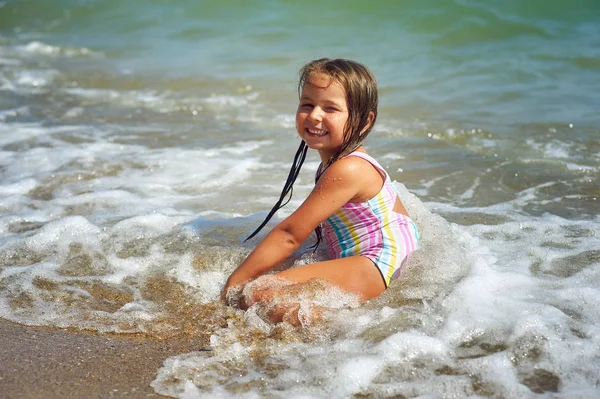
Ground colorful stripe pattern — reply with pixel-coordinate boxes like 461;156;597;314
321;152;420;286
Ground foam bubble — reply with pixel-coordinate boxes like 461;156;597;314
20;41;102;58
203;92;259;107
0;178;37;196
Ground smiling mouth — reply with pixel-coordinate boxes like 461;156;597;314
307;128;327;137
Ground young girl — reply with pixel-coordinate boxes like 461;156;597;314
222;58;419;323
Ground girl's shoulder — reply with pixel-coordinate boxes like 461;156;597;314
332;151;386;178
324;152;375;176
321;152;387;200
347;151;386;171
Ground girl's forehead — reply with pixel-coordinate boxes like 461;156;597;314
302;73;345;94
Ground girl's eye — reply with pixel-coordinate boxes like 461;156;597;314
300;103;313;109
325;107;340;112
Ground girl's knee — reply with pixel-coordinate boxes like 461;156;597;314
280;303;326;327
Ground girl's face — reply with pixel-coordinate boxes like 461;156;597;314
296;73;349;163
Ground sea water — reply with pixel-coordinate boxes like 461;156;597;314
0;0;599;397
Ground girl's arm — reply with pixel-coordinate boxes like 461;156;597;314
222;156;379;297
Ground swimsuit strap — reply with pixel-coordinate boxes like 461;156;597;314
344;151;389;180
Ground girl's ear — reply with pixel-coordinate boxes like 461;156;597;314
360;111;375;135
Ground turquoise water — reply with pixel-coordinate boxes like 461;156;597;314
2;0;598;214
4;0;600;129
1;1;599;397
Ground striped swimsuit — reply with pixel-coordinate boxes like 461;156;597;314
320;152;420;287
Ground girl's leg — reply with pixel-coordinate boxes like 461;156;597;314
274;255;386;301
242;256;385;324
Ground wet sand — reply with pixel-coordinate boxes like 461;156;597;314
0;318;208;399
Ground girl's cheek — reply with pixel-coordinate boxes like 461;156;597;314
296;112;306;126
331;114;344;123
295;116;304;133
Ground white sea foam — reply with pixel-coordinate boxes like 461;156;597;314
61;87;181;112
148;184;600;398
203;92;259;107
13;69;59;88
0;122;278;331
0;56;22;66
1;110;598;398
0;60;597;396
0;106;29;121
0;123;51;146
0;178;37;196
20;41;102;58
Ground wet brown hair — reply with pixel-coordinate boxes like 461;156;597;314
245;58;379;243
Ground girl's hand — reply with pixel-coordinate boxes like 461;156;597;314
220;286;229;302
220;271;251;302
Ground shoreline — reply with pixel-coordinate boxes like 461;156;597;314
0;318;208;399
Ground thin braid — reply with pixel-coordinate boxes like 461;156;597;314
245;140;308;241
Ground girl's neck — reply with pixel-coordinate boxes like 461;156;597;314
318;146;366;166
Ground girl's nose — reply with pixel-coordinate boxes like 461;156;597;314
307;107;323;122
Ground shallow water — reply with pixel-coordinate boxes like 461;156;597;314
1;1;599;397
